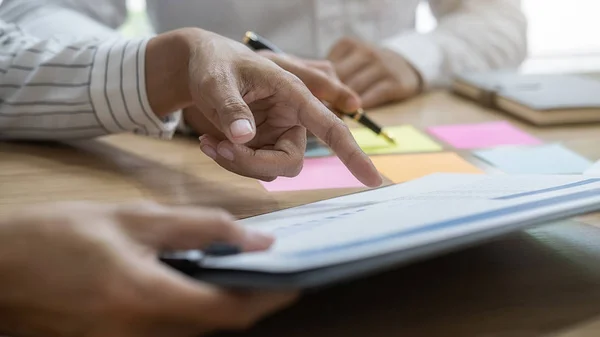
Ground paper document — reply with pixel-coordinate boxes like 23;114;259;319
584;160;600;176
203;174;600;273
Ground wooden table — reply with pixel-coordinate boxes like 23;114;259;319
3;91;600;336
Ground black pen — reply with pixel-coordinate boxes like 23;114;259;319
159;243;242;274
243;31;396;144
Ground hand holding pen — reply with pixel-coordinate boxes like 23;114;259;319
243;31;396;144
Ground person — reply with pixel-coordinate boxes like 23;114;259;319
0;8;383;336
0;201;297;336
1;0;528;109
0;13;381;185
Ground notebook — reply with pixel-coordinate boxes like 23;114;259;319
452;72;600;125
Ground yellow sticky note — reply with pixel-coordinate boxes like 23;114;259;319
372;153;483;183
351;125;442;155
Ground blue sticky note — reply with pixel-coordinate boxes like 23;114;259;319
474;144;592;174
305;145;332;158
305;138;332;158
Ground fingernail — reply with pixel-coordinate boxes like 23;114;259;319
200;145;217;160
198;135;207;142
244;229;275;250
229;119;254;139
217;144;235;161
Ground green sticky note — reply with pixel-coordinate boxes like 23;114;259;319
351;125;442;155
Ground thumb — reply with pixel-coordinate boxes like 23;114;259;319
118;204;273;252
218;95;257;144
205;78;257;144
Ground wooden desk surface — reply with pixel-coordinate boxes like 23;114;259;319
3;91;600;336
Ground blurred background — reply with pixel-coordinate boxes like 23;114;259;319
121;0;600;76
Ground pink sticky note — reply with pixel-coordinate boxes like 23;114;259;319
260;157;364;192
427;121;541;149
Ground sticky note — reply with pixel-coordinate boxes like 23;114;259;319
305;138;332;158
351;125;442;155
371;153;483;183
260;157;363;192
474;144;592;174
305;146;331;157
427;121;541;149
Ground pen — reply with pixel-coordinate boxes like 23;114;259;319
243;31;396;144
160;243;241;274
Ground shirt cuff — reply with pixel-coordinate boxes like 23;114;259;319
89;38;179;139
381;32;446;89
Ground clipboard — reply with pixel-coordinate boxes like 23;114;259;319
162;174;600;289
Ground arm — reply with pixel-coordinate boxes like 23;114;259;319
0;24;381;186
382;0;528;88
0;21;179;140
0;202;295;336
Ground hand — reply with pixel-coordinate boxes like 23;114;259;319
257;50;361;114
146;28;381;186
0;202;297;337
183;52;359;143
328;38;422;109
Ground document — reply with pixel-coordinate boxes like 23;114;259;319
584;160;600;176
202;174;600;273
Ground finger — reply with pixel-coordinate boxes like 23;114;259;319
116;203;274;252
344;65;386;95
205;126;306;179
360;80;402;109
266;54;360;113
199;135;278;182
334;52;372;82
139;261;298;330
327;37;357;62
199;134;219;160
303;59;338;78
196;74;257;144
297;95;382;187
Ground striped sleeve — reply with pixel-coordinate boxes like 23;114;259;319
0;22;179;140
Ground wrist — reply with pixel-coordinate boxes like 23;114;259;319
145;28;197;118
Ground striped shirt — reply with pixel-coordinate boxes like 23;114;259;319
0;20;179;140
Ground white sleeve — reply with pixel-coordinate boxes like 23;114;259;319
0;0;128;36
0;0;123;40
382;0;527;88
0;22;179;140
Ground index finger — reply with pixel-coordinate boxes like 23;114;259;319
297;94;382;187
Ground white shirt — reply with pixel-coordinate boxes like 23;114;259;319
0;19;178;140
1;0;527;88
